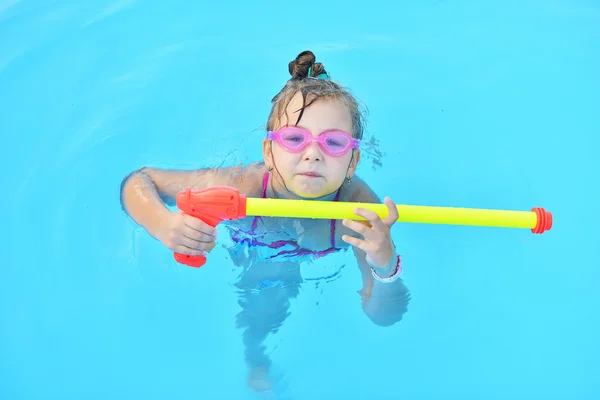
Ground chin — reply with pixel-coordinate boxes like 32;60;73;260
292;189;321;199
292;185;335;199
297;192;324;199
290;175;339;199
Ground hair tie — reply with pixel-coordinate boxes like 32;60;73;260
306;65;330;80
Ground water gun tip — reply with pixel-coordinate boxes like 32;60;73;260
531;207;553;234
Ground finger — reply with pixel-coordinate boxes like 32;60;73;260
382;197;399;227
341;234;371;253
173;244;207;256
342;218;373;239
353;207;387;232
177;235;216;252
182;224;217;243
182;214;218;236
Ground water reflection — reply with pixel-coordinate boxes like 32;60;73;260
221;218;411;394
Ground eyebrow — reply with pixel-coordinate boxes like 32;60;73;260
293;125;352;136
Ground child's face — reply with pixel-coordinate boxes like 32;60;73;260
263;92;360;198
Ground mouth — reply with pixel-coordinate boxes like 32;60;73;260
298;172;322;178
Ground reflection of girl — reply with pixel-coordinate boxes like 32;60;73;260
120;50;410;393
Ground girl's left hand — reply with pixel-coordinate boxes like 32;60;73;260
341;197;399;267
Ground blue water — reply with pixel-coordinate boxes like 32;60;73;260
2;1;599;399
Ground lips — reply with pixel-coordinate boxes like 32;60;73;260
299;172;322;177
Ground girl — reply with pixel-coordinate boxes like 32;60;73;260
120;50;410;393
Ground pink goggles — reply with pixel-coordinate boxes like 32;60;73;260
267;126;360;157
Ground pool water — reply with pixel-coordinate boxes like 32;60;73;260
2;1;599;399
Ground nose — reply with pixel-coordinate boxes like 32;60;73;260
302;139;323;161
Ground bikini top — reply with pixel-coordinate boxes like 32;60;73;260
228;171;342;261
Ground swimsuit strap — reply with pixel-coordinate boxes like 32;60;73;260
247;171;271;231
330;188;341;248
261;171;269;198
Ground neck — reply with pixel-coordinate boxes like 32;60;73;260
267;171;340;201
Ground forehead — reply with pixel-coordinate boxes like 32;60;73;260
282;92;353;134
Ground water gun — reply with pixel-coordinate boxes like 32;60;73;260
173;186;553;268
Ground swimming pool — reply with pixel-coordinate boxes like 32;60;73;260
2;0;599;398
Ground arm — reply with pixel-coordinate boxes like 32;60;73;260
353;245;410;327
345;176;411;326
120;163;256;240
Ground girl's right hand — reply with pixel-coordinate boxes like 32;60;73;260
158;211;217;256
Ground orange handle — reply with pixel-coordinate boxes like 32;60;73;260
174;250;208;267
174;186;247;268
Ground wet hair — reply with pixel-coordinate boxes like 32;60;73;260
266;50;365;140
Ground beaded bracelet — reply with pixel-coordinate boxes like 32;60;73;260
370;255;402;283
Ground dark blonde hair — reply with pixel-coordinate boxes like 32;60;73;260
266;50;366;140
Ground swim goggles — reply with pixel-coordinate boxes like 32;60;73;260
266;126;360;157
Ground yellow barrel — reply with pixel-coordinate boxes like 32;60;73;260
246;198;549;231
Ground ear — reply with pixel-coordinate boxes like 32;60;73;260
347;149;361;177
262;138;274;169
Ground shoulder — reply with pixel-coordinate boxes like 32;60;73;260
191;160;267;197
339;175;381;204
237;161;269;197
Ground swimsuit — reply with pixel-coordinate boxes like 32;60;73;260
228;172;343;262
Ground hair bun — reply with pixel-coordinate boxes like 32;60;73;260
288;50;327;79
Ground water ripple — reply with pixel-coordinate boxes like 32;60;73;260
84;0;137;26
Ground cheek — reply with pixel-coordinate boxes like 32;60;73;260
330;154;353;170
273;147;300;171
